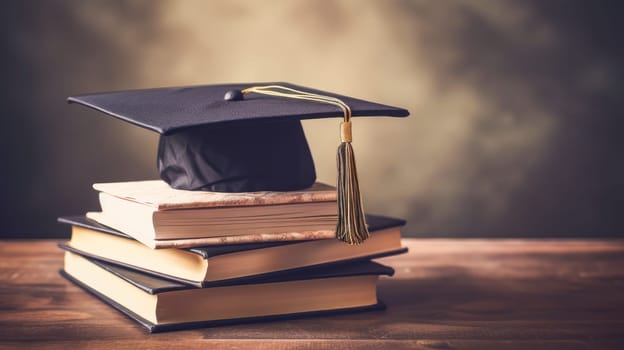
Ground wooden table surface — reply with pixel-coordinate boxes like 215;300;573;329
1;239;623;349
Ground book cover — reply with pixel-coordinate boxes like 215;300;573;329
58;214;406;256
93;180;337;210
58;214;408;287
61;253;392;333
86;183;340;244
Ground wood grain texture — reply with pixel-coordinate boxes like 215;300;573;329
1;239;623;349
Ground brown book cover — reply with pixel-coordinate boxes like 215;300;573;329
93;180;337;210
87;181;339;246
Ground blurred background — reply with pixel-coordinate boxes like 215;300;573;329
1;0;622;238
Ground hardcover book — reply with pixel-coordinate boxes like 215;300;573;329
87;180;338;248
58;214;407;287
61;251;393;332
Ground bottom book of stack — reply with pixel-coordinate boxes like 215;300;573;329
61;251;393;333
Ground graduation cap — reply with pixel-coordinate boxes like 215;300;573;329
68;83;409;244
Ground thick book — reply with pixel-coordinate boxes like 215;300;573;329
87;180;338;248
58;214;407;287
61;251;392;333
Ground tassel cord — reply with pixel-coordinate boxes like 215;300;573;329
242;85;369;244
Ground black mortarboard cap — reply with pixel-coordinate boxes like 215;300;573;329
67;82;408;192
68;82;409;244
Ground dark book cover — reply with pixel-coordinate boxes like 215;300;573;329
58;214;407;287
60;256;392;333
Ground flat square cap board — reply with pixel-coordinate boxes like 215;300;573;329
67;82;409;135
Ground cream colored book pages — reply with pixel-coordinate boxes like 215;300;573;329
68;226;208;282
92;180;336;210
86;211;157;248
64;251;159;323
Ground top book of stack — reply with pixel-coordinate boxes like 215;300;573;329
87;180;338;249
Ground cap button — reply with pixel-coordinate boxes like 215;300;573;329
224;89;244;101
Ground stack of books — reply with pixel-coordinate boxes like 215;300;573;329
59;179;407;332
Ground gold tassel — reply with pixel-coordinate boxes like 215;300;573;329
240;85;369;244
336;121;369;244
